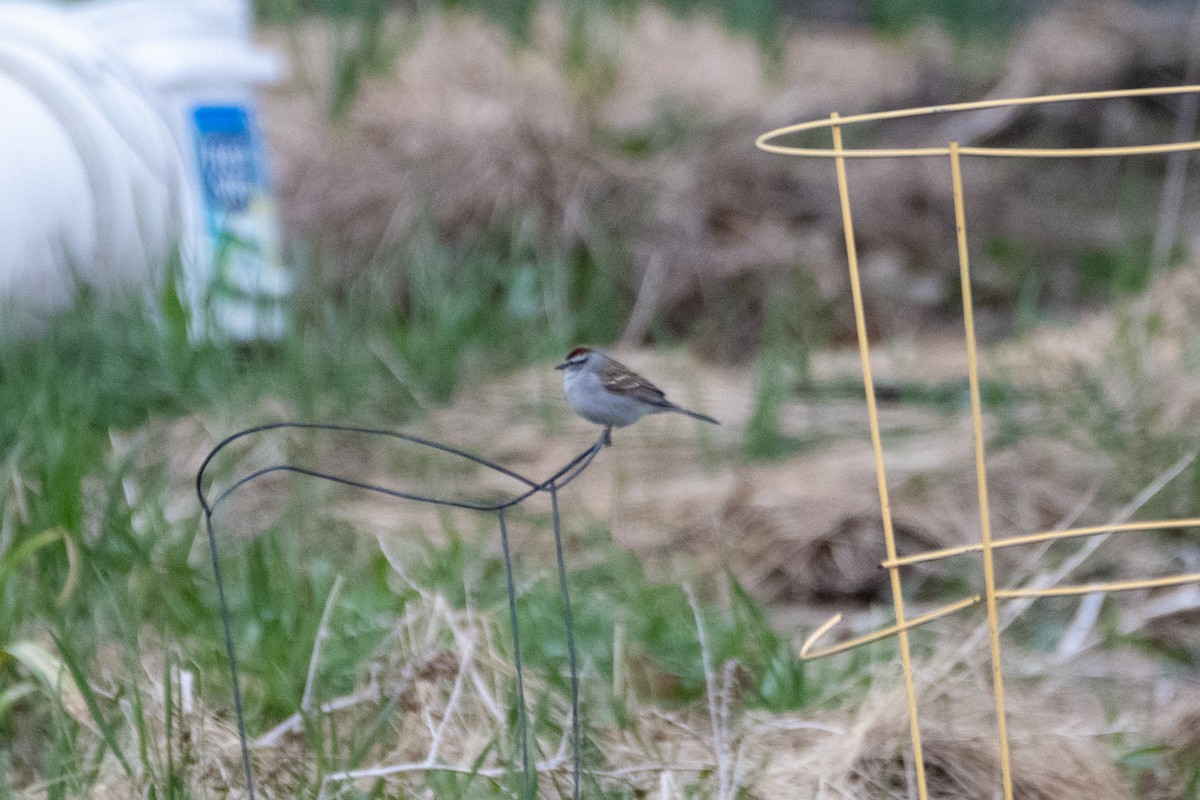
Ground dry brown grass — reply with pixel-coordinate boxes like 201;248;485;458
261;10;623;267
258;1;1200;355
257;5;967;355
79;293;1200;797
260;4;948;265
778;677;1131;800
90;618;1146;799
21;4;1200;794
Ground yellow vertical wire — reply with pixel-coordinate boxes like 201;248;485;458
831;113;929;800
949;140;1014;800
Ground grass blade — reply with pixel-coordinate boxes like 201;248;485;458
49;632;133;777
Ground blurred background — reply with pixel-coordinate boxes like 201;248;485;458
6;0;1200;797
257;0;1200;360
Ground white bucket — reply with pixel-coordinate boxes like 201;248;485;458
0;0;287;340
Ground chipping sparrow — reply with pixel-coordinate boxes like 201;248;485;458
556;346;719;445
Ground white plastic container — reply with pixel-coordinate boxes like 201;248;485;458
0;0;287;340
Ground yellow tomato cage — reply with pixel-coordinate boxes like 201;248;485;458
756;86;1200;800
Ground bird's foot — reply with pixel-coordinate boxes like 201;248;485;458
602;427;613;447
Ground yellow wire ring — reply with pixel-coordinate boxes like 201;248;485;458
756;85;1200;159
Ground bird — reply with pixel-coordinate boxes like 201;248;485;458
555;346;719;445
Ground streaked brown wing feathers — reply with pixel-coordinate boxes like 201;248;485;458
598;358;667;405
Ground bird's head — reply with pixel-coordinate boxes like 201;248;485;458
555;346;596;372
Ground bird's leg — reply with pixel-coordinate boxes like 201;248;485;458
602;427;613;447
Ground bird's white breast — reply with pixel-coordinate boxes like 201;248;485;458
563;367;649;427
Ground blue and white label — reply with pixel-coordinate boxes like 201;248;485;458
195;105;258;214
190;103;289;339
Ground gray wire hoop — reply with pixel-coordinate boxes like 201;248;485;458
196;420;607;799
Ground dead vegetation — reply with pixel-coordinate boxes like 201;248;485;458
789;678;1130;800
80;589;1150;799
62;280;1200;798
45;4;1200;797
261;1;1200;355
75;248;1197;799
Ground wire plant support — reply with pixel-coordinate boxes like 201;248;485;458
756;85;1200;800
196;421;606;800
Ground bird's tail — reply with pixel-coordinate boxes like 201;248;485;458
671;405;719;425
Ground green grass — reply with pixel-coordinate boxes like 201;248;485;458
256;0;1024;48
406;527;811;714
0;405;817;796
256;0;786;46
0;224;808;796
865;0;1021;39
742;271;832;460
2;58;1194;785
3;277;1196;798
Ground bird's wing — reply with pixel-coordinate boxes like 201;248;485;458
599;358;669;405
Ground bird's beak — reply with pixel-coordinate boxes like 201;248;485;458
554;361;568;370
